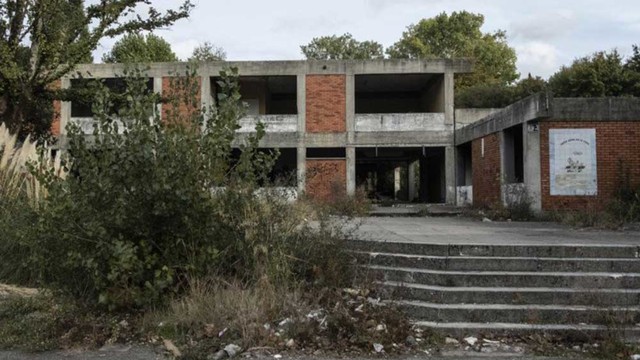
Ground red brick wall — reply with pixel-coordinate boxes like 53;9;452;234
306;75;346;133
306;159;347;201
51;80;62;135
472;133;502;208
540;121;640;210
162;77;201;125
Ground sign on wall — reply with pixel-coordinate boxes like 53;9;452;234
549;129;597;196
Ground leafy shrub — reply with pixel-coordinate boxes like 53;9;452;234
26;67;356;310
28;67;280;309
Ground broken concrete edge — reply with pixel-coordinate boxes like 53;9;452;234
455;93;640;145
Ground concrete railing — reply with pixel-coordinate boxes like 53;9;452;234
237;115;298;133
70;115;299;134
355;113;447;132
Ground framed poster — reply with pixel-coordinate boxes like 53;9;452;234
549;129;597;196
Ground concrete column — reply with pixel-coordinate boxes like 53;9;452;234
296;75;307;195
524;121;542;212
346;147;356;196
297;146;306;194
345;74;355;143
444;71;454;126
408;161;417;202
296;75;306;139
498;130;507;205
445;145;456;204
394;166;401;200
153;77;163;121
200;75;212;110
419;157;428;203
60;78;71;135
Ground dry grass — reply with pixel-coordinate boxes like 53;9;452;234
144;278;308;349
0;123;67;206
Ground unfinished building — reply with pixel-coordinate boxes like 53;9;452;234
52;59;472;203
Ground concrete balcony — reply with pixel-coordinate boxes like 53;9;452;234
237;115;298;133
355;113;447;132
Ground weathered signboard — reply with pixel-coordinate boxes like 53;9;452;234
549;129;597;196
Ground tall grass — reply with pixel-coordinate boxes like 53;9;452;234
0;123;66;206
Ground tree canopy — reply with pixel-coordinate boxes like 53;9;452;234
548;49;640;97
387;11;519;89
0;0;193;138
102;33;178;63
300;33;384;60
188;41;226;62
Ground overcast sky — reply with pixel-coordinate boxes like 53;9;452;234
94;0;640;79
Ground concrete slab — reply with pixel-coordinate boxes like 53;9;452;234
353;217;640;246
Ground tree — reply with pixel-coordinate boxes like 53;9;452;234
102;33;178;63
188;41;226;62
387;11;518;89
301;33;384;60
0;0;193;138
548;50;637;97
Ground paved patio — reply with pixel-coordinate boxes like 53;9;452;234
354;216;640;246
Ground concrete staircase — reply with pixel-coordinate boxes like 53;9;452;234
349;240;640;338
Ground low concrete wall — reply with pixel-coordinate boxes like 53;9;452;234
70;117;125;134
502;183;528;207
237;115;298;133
355;113;447;132
456;185;473;206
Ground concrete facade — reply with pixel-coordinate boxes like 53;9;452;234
56;59;472;203
455;93;640;212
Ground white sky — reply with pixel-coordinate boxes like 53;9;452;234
93;0;640;79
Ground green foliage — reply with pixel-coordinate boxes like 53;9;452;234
301;33;384;60
456;74;548;108
28;66;277;309
102;33;178;63
455;82;515;108
548;49;640;97
189;42;226;62
0;0;193;138
387;11;519;90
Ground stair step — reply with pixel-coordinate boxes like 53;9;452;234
348;240;640;258
397;300;640;324
413;321;640;338
381;281;640;306
367;265;640;288
355;251;640;272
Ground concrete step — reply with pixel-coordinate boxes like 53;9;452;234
413;321;640;339
347;240;640;259
381;281;640;306
355;251;640;272
397;300;640;325
368;265;640;289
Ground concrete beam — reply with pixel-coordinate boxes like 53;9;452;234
353;131;452;147
455;92;552;145
66;59;473;80
232;132;298;148
304;133;348;147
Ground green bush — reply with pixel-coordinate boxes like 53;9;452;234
29;67;280;309
24;67;356;311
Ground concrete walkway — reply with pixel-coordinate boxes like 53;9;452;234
354;216;640;246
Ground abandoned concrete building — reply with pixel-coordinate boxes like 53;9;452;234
51;60;640;211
